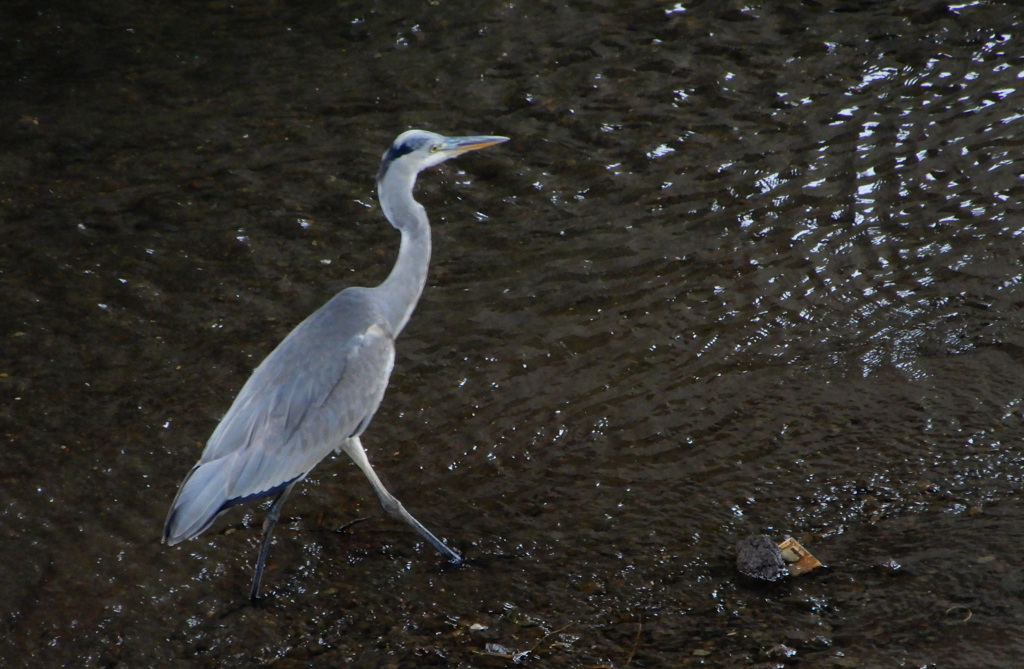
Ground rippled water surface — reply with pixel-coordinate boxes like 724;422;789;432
3;1;1024;666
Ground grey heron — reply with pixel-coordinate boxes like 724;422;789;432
163;129;508;600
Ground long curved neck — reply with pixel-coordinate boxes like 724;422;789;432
376;165;431;336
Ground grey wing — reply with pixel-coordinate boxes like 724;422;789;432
164;292;395;544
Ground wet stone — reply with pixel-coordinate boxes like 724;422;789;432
736;535;788;582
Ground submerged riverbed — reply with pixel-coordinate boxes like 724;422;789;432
2;1;1024;666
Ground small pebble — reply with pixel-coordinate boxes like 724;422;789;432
735;535;788;582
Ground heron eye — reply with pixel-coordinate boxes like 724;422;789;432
429;144;441;153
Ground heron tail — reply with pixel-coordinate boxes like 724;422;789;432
163;458;237;545
163;456;298;545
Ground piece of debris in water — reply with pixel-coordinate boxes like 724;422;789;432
777;536;822;576
735;535;823;581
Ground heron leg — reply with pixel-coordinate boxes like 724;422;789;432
250;481;297;602
342;437;463;565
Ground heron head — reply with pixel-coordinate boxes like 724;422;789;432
377;129;508;182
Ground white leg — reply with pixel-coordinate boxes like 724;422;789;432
341;436;462;564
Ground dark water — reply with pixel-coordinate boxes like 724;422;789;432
3;0;1024;666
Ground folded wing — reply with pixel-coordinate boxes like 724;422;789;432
163;289;395;544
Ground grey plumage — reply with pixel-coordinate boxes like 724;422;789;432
163;129;508;600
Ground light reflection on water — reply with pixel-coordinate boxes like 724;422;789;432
2;0;1024;666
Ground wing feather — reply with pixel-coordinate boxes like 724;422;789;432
164;289;396;543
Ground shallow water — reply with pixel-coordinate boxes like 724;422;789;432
2;0;1024;666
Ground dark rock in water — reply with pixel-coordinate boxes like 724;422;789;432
735;534;788;582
